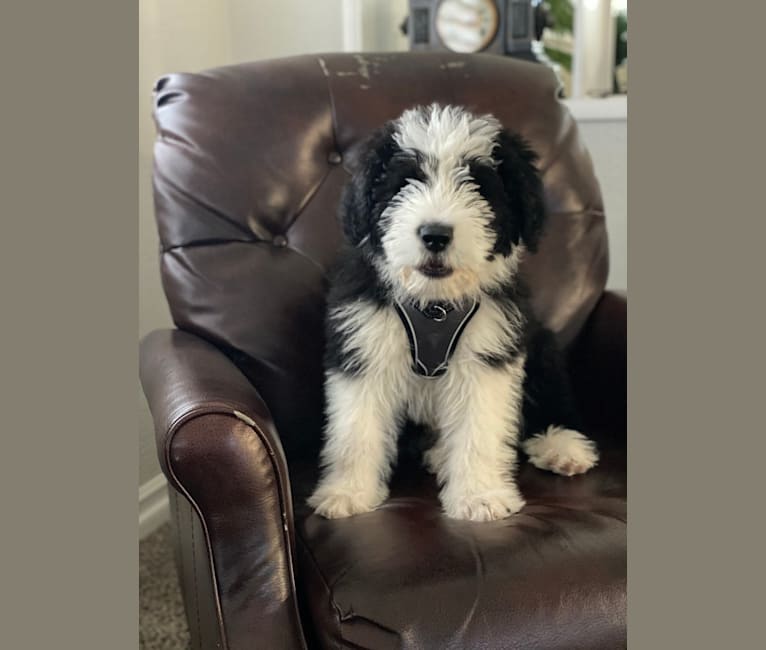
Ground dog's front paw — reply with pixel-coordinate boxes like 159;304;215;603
522;427;599;476
442;487;526;522
308;484;387;519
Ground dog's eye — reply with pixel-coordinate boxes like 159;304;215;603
389;156;425;186
371;155;425;208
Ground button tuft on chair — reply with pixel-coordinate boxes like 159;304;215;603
328;151;343;165
272;235;288;248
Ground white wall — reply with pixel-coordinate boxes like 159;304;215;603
228;0;344;62
359;0;409;51
577;119;627;291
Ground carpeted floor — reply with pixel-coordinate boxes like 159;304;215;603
139;523;190;649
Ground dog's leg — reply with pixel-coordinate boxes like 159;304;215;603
308;371;404;518
433;358;527;522
520;327;599;476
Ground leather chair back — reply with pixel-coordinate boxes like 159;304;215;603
152;52;607;460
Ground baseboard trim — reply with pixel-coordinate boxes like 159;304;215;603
139;474;170;540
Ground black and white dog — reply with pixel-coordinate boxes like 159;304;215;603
308;104;598;522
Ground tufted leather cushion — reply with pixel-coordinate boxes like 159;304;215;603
292;445;626;650
152;52;608;462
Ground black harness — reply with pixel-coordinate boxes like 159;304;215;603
393;299;480;378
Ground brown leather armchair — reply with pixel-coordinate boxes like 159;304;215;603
140;52;626;650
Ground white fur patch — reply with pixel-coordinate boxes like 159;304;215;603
423;354;527;521
522;426;599;477
307;371;401;518
328;300;410;373
394;104;501;164
309;306;414;518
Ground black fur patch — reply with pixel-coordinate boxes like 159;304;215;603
520;324;583;438
322;246;389;376
325;246;389;307
476;278;583;437
492;131;547;253
340;124;425;251
468;159;518;256
465;131;547;256
475;280;529;369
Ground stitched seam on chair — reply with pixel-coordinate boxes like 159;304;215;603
438;53;462;107
285;164;333;234
190;509;202;649
554;220;609;346
165;411;231;650
295;530;349;647
337;612;401;640
538;111;579;176
282;167;336;275
173;488;181;540
165;407;308;650
546;208;606;219
173;489;190;644
238;418;310;650
285;242;328;277
155;169;254;240
161;238;254;254
161;235;329;281
316;56;341;158
271;56;346;276
157;129;195;150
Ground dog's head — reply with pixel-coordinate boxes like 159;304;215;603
340;104;546;304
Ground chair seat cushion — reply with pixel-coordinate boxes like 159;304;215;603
292;446;626;650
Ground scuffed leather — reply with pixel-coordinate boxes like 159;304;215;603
293;449;626;650
140;330;307;649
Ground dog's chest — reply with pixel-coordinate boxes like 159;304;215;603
335;297;514;379
393;300;480;378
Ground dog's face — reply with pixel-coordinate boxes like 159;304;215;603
341;104;546;305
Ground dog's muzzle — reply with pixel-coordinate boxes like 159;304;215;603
418;258;453;278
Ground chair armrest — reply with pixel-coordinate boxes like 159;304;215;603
567;291;627;446
140;329;307;650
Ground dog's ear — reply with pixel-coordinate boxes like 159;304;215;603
493;131;547;253
340;123;398;248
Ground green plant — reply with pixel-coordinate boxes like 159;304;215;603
544;47;572;70
545;0;574;33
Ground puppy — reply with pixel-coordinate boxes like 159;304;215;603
308;104;598;522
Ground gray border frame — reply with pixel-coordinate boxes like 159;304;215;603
1;2;137;648
627;2;763;648
2;1;764;648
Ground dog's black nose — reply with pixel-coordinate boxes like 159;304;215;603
418;223;453;253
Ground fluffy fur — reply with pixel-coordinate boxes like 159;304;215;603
309;104;598;522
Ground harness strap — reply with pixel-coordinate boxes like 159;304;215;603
393;298;480;378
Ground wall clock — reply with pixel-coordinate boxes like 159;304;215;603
406;0;537;60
